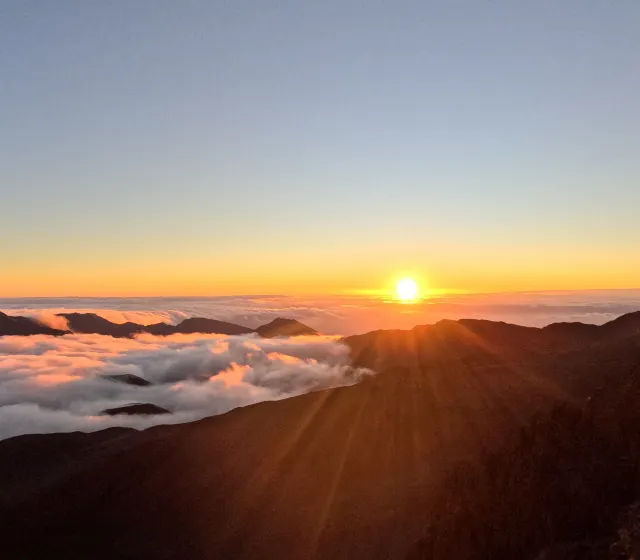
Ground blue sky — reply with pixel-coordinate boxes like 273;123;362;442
2;1;639;295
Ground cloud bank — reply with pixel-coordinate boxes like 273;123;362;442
1;291;638;440
2;290;640;335
0;333;371;441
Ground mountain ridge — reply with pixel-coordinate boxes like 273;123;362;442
2;309;640;343
255;317;319;338
344;311;640;373
0;311;317;339
0;310;69;336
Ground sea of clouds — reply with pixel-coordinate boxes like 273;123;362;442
1;290;639;440
0;332;372;440
2;290;640;335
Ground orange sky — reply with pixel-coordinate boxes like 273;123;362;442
3;242;638;297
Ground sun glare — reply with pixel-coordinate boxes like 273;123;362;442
396;278;419;302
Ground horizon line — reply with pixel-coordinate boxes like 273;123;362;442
2;287;640;300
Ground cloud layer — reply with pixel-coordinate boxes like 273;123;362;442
2;290;640;335
0;333;371;441
1;291;638;440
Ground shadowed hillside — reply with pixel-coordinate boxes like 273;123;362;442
407;361;640;559
101;403;171;416
0;311;69;336
256;317;319;337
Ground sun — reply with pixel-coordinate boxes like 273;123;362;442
395;278;419;302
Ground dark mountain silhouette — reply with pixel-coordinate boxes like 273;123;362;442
255;317;319;338
407;360;640;559
541;320;601;343
174;317;254;335
145;321;180;336
101;374;151;387
60;312;147;337
101;403;170;416
345;312;640;374
599;309;640;338
0;311;317;338
0;311;69;336
1;312;639;559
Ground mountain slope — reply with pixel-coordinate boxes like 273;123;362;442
255;317;319;338
60;312;147;337
174;317;254;335
408;358;640;559
345;313;640;395
0;311;69;336
0;365;556;559
101;374;151;386
2;313;639;559
102;403;171;415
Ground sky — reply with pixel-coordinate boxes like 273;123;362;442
2;0;639;297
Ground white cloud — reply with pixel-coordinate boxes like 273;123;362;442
0;333;372;440
22;310;71;330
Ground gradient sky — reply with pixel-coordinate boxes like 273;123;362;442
2;0;639;296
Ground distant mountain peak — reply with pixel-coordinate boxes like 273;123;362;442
101;374;151;387
101;403;170;416
175;317;254;335
57;312;145;338
255;318;318;338
1;311;320;339
54;313;254;337
0;311;69;337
